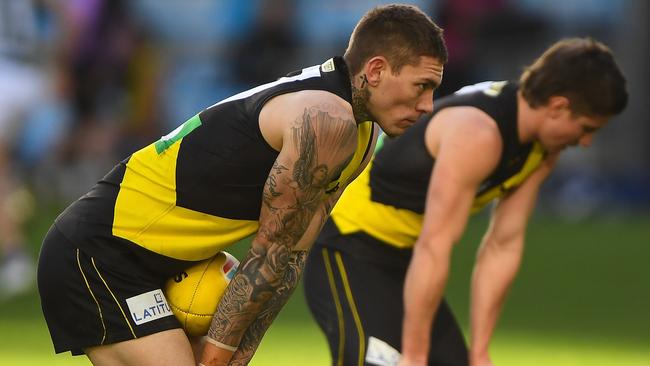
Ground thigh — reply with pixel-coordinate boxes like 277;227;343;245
85;328;195;366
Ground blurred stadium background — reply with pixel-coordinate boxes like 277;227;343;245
0;0;647;365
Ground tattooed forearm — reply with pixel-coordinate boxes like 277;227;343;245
206;105;356;359
207;245;277;345
229;251;308;366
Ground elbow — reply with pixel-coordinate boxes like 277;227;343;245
413;233;456;261
481;231;525;256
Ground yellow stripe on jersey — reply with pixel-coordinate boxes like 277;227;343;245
112;140;258;261
331;142;546;249
326;121;374;194
331;159;424;249
112;120;373;261
470;142;545;213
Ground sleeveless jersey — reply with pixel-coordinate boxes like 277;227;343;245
55;57;375;261
331;81;546;248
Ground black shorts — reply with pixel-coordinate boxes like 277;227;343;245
37;225;196;355
303;221;468;366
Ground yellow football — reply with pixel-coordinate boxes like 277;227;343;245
164;252;239;336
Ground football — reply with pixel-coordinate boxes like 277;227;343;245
164;251;239;336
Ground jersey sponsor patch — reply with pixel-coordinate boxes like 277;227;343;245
126;289;174;325
321;58;336;72
365;336;401;366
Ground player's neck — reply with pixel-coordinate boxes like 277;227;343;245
517;91;544;144
350;76;374;124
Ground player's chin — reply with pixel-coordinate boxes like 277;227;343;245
540;141;562;154
384;124;411;137
548;144;568;154
382;129;401;138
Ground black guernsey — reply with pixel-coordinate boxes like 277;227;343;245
55;57;375;262
329;81;546;249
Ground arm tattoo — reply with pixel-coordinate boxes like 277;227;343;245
229;251;308;366
207;106;356;355
265;161;288;199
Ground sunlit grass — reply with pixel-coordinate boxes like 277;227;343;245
4;213;648;365
3;316;649;366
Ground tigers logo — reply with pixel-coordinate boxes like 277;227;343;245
173;271;188;283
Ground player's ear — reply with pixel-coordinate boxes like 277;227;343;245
546;96;570;119
364;56;388;87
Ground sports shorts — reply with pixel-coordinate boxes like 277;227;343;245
303;220;468;366
37;225;196;355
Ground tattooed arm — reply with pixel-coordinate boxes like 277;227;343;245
226;249;306;366
228;121;379;365
228;183;352;365
199;103;358;366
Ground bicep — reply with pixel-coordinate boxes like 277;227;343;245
419;151;482;245
256;103;357;248
419;119;501;246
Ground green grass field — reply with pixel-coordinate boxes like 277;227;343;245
1;210;648;365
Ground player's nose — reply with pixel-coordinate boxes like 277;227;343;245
416;90;434;114
579;133;594;147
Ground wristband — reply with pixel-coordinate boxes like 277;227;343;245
205;336;238;352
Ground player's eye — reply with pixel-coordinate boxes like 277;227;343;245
582;125;597;134
417;81;437;92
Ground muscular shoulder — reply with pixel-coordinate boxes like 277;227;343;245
260;90;356;152
426;106;502;161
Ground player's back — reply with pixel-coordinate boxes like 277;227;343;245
55;57;369;262
330;81;545;248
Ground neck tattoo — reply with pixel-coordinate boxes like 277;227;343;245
351;85;374;123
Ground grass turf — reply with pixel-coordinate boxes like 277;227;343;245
2;211;648;365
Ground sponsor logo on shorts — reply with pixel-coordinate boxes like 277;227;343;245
365;336;401;366
126;289;174;325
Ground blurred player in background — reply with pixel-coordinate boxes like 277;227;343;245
0;0;49;299
303;38;627;366
37;4;447;366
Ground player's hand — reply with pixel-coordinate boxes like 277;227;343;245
199;339;235;366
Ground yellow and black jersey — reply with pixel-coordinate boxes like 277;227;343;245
329;81;546;249
55;57;375;262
